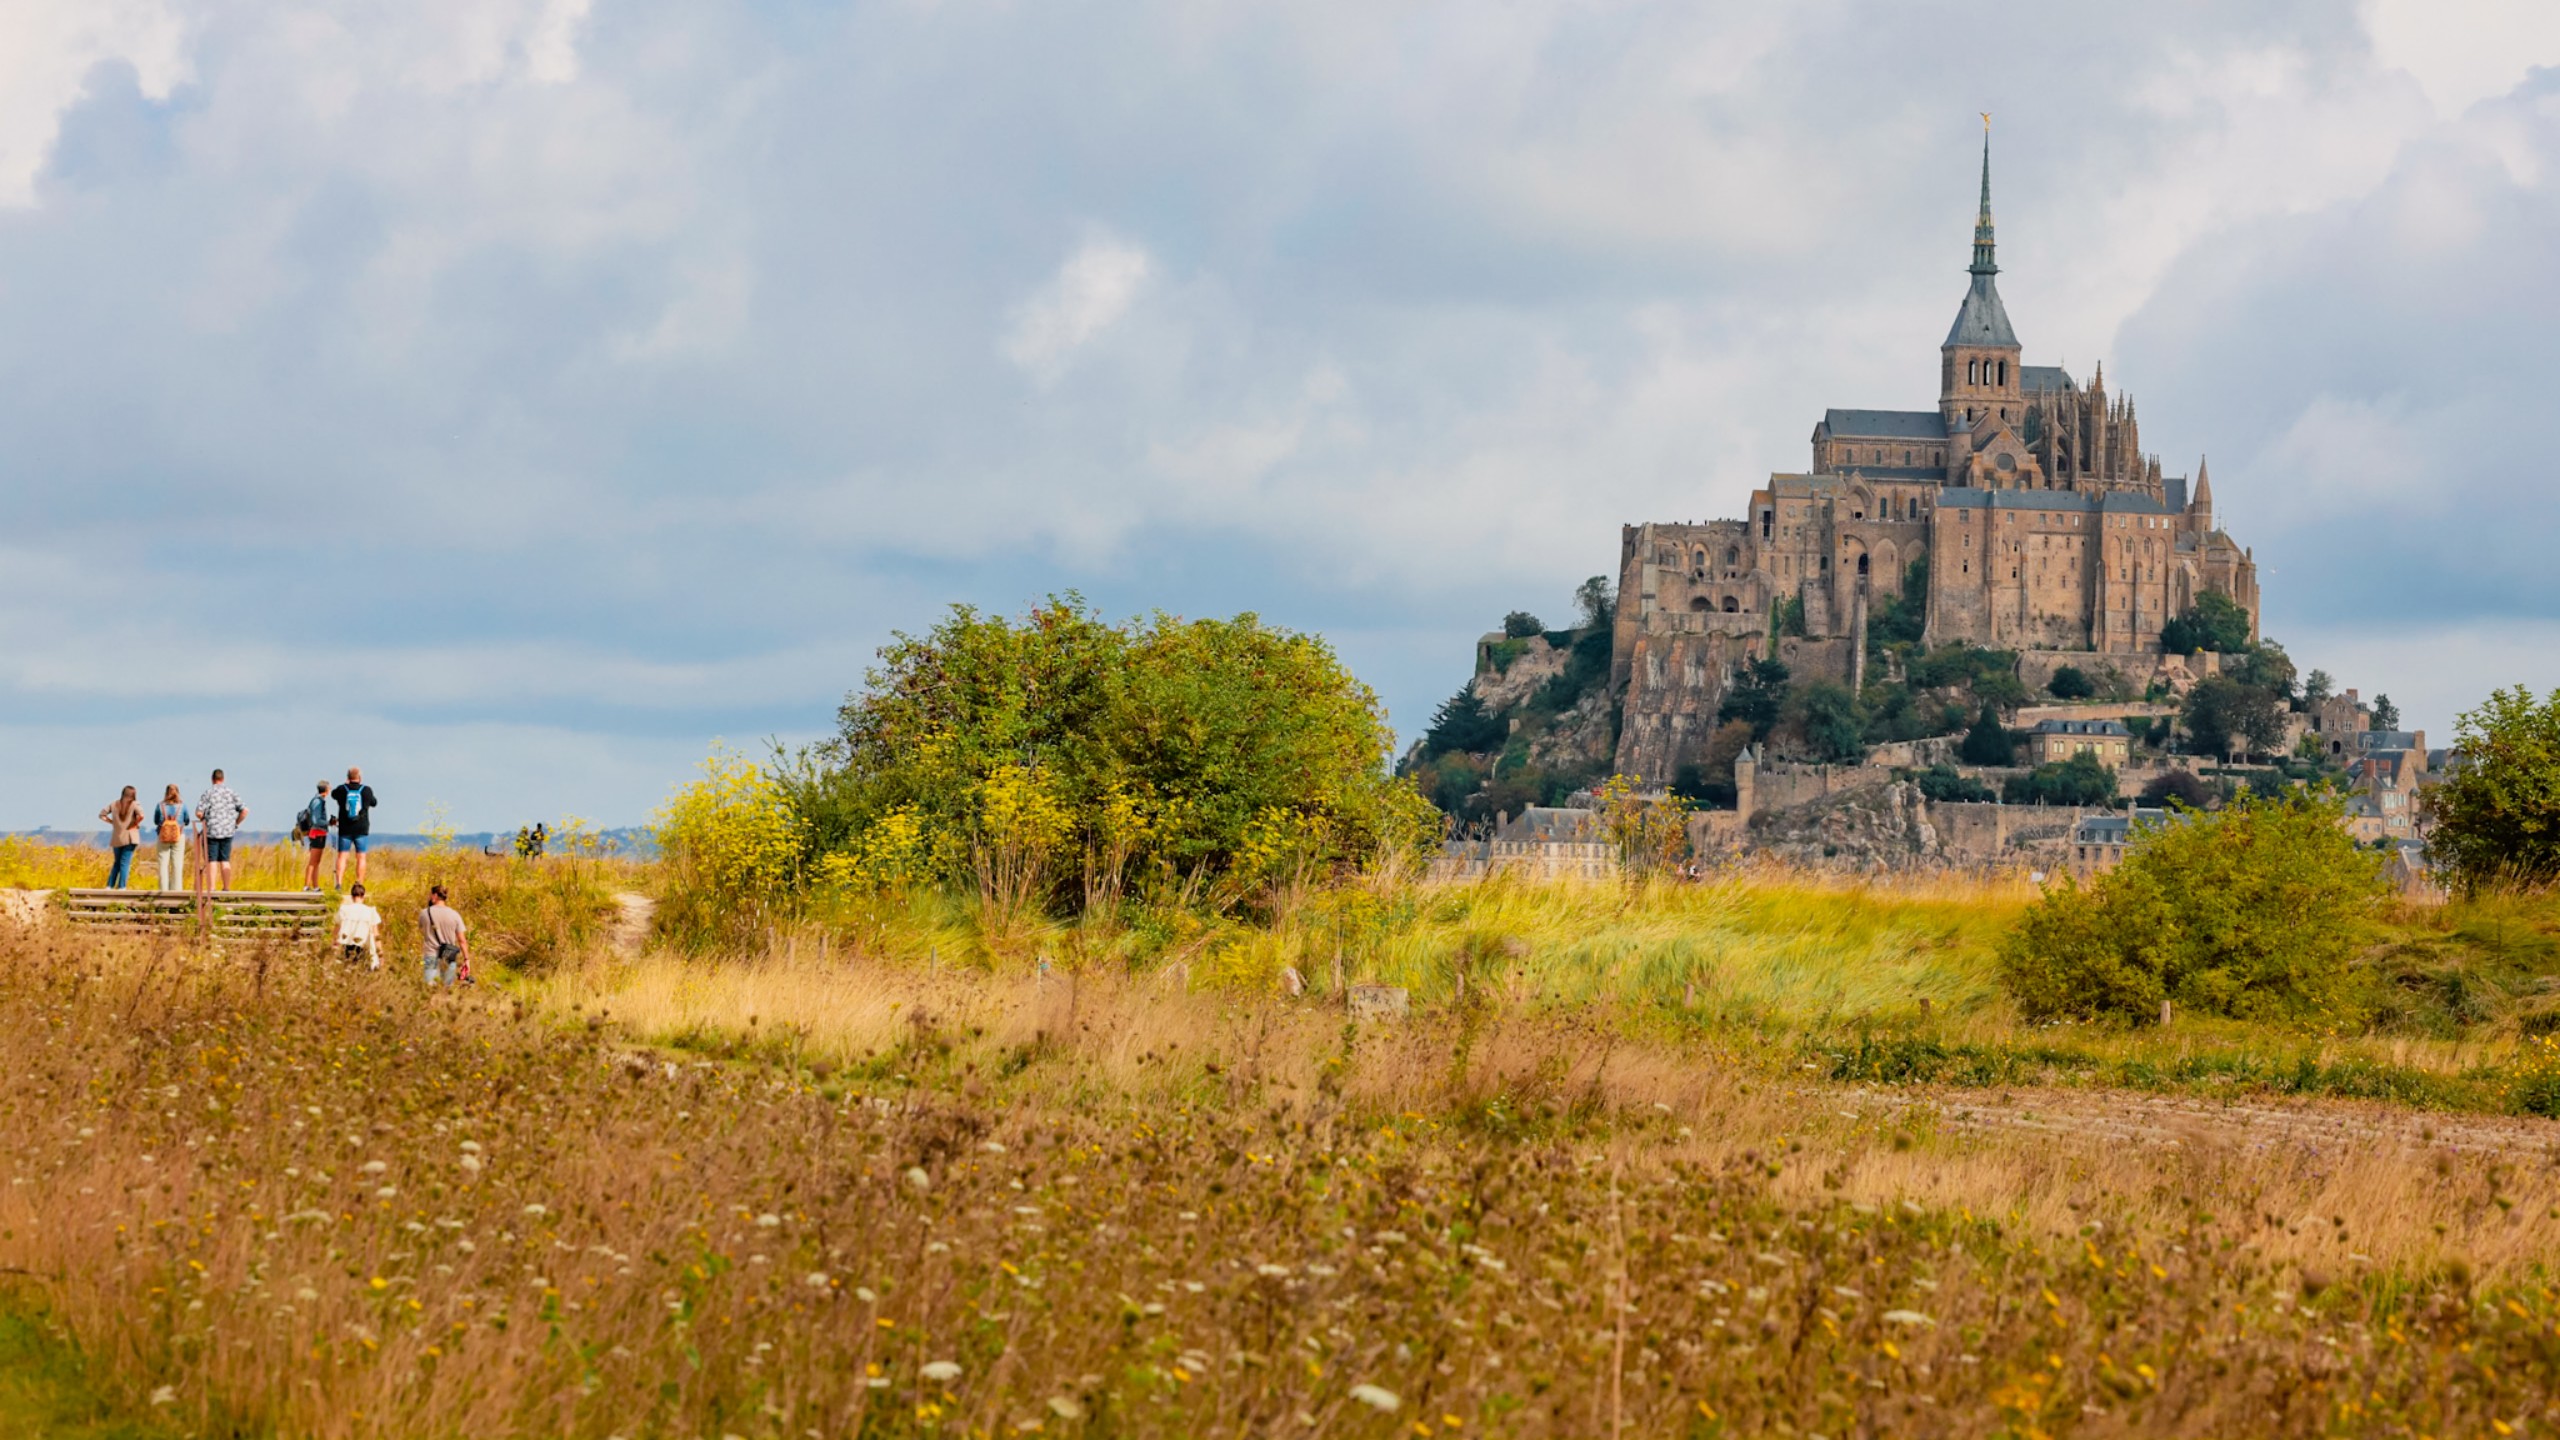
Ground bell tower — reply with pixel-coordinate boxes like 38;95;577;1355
1939;119;2023;439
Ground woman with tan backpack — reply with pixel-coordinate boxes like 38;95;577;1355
151;783;189;892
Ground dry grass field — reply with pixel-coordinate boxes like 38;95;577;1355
3;858;2558;1438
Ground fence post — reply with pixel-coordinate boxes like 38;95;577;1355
2160;997;2173;1028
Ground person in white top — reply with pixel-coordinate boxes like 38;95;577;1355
335;882;384;969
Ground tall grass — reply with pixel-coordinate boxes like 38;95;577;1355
5;922;2557;1439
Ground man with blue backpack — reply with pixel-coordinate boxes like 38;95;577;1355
331;766;380;888
298;781;334;891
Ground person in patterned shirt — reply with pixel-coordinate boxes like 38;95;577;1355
195;767;248;892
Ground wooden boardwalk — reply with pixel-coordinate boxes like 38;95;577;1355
60;888;332;940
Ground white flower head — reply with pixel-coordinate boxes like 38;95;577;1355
805;1271;831;1290
904;1167;932;1193
921;1360;963;1383
1350;1384;1400;1412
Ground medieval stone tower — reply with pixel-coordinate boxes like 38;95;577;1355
1608;128;2260;782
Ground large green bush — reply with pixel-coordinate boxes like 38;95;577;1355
780;597;1436;914
2000;790;2387;1024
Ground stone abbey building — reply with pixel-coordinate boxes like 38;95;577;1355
1611;137;2260;781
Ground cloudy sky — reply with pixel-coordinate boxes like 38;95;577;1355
3;0;2557;829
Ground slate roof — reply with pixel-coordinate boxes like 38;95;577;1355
2021;365;2075;393
2032;719;2131;737
1945;274;2019;348
2072;807;2170;846
1822;408;1948;440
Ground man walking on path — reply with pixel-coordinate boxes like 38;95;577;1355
336;882;384;968
195;769;246;893
332;767;379;887
420;884;470;987
98;786;144;889
299;782;333;891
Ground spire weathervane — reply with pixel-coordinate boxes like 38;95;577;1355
1970;116;1997;278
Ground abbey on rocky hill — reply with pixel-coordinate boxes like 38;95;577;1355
1609;132;2260;781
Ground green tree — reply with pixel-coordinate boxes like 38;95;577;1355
2182;676;2285;761
2159;590;2253;654
2425;685;2560;890
2370;693;2401;731
1999;790;2386;1023
1419;688;1506;758
1775;590;1808;638
2047;665;2094;700
1717;658;1791;740
2138;769;2214;810
2005;752;2117;807
1502;610;1545;639
1958;704;2015;766
1574;575;1615;630
2303;668;2334;706
1792;681;1867;763
2227;640;2298;703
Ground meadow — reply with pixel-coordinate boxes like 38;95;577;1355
3;843;2559;1436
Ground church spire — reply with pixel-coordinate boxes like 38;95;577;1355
1970;115;1997;278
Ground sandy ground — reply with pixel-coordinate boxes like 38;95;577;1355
1873;1084;2560;1159
0;890;45;928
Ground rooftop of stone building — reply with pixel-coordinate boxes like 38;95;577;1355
2073;807;2171;845
2021;364;2075;393
2032;718;2132;736
1495;806;1599;843
1821;408;1947;439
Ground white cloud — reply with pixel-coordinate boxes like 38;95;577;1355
0;0;188;204
2364;0;2560;116
1001;234;1154;378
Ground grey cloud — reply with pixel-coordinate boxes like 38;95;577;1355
0;0;2552;822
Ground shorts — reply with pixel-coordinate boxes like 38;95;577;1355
204;836;234;863
336;834;371;854
307;831;329;851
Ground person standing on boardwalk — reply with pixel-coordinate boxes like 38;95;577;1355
298;782;333;891
331;767;378;887
151;784;189;891
420;885;471;987
335;882;384;969
195;769;246;893
98;787;144;889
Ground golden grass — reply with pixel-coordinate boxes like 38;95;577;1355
7;920;2558;1439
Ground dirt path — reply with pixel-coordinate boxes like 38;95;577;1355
0;891;45;929
608;891;655;957
1865;1084;2560;1160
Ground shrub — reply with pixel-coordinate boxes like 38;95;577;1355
1999;790;2387;1024
654;750;809;949
2427;684;2560;890
1502;610;1544;639
1914;763;1993;803
2048;665;2093;700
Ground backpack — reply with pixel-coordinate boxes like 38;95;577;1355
305;796;330;834
341;786;366;826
